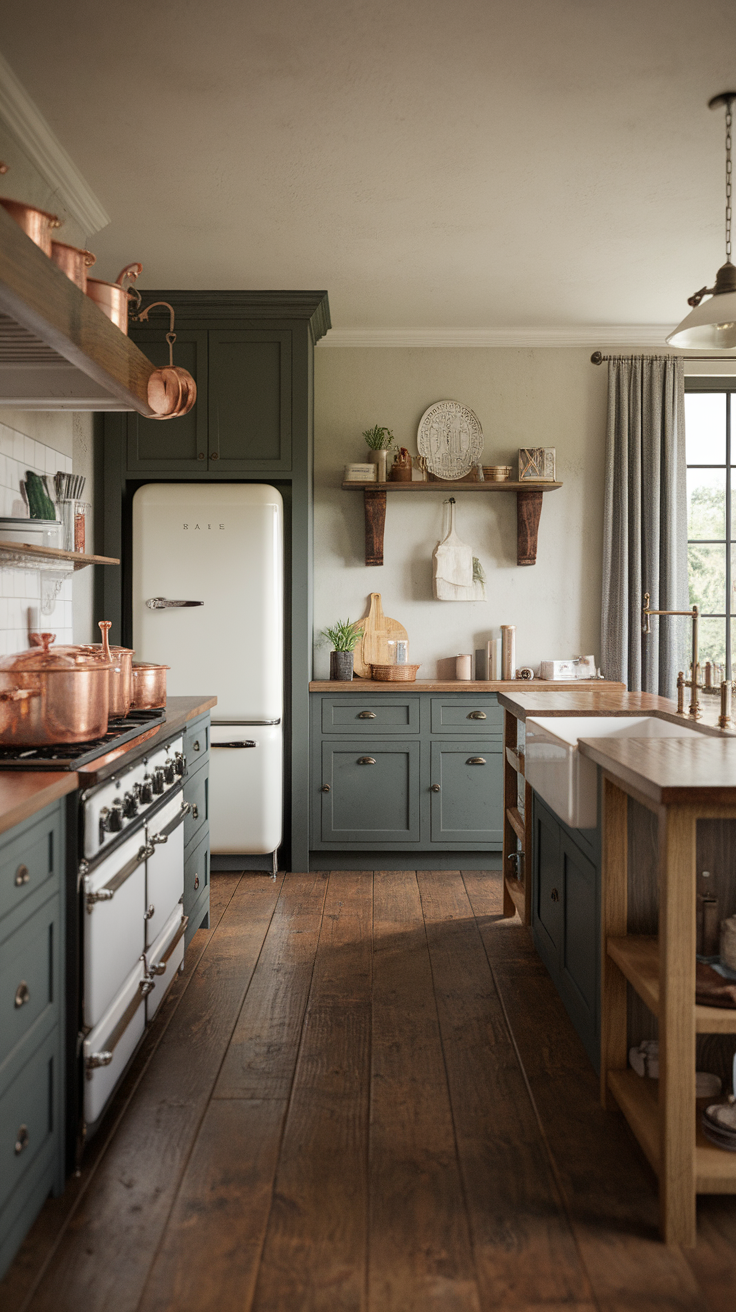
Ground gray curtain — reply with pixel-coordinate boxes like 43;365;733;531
601;355;687;697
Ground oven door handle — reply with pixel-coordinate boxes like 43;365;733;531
85;959;151;1069
147;916;189;975
211;741;257;749
149;799;190;846
84;842;153;913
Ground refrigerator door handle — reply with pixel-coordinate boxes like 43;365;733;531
211;741;257;749
145;597;205;609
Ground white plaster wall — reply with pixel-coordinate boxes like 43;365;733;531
313;348;610;679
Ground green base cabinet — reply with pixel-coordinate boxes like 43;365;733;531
311;692;503;854
0;799;65;1280
531;790;600;1071
183;712;211;946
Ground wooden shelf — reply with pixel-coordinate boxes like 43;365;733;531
504;875;525;917
341;479;562;567
608;1069;736;1194
0;541;119;572
607;935;736;1033
0;204;157;413
506;806;525;844
505;745;525;776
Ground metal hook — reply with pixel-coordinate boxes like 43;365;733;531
134;301;177;366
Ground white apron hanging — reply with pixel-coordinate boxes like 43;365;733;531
433;499;484;601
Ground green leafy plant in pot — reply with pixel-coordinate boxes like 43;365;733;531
362;425;394;483
322;619;364;681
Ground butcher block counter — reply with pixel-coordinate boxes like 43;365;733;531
0;772;78;837
310;678;625;692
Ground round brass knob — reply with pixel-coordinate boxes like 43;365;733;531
321;784;331;792
15;1125;29;1156
197;452;205;460
210;452;219;460
430;784;441;792
550;888;560;902
192;740;201;752
14;981;30;1008
15;864;29;887
194;875;200;891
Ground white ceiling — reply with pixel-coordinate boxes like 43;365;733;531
1;0;735;330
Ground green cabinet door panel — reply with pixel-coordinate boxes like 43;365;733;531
429;740;502;843
208;331;292;470
320;697;421;735
183;765;208;851
320;740;421;843
184;828;210;927
533;800;563;957
560;833;598;1027
0;897;59;1077
0;807;60;924
125;330;209;471
0;1029;57;1217
430;696;502;735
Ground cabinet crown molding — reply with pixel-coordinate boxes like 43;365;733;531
134;291;331;342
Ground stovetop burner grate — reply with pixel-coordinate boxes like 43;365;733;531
0;709;167;770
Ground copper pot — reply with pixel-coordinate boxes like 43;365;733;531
0;197;61;255
131;662;168;710
0;633;111;746
78;621;134;720
50;240;96;291
147;367;197;419
86;263;142;334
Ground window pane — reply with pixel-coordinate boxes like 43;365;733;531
689;542;726;615
685;392;726;464
732;393;736;462
699;616;727;668
688;468;726;539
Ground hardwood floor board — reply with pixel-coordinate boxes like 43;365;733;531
488;956;710;1312
462;869;505;917
214;872;329;1100
251;1000;371;1312
22;874;284;1312
369;870;481;1312
462;870;533;963
417;869;595;1312
308;870;373;1005
137;1098;288;1312
684;1197;736;1312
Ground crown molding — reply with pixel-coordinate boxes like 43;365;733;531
317;325;678;348
0;51;110;235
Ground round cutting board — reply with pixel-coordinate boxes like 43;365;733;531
352;593;408;679
417;400;483;480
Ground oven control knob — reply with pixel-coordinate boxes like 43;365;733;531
101;801;124;833
122;791;138;819
152;768;165;795
139;777;153;804
174;752;186;777
163;760;175;785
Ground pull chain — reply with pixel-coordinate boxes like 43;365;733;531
726;99;732;261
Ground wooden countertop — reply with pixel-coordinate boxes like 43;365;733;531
0;771;78;837
578;735;736;805
499;689;672;720
76;695;217;785
309;679;625;693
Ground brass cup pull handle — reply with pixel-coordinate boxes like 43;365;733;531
15;864;30;887
467;757;486;765
15;1125;29;1156
321;784;331;792
357;756;376;765
358;710;376;719
14;981;30;1008
430;784;441;792
468;711;487;719
550;888;560;902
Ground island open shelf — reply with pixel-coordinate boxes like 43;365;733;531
341;479;562;566
607;934;736;1034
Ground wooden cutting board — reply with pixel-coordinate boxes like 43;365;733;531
352;593;408;678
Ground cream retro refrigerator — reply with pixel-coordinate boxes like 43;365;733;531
132;484;283;864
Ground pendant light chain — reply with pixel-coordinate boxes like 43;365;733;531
726;98;733;261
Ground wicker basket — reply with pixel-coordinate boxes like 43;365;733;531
482;465;513;481
370;663;421;682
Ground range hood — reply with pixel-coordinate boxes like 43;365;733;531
0;204;157;413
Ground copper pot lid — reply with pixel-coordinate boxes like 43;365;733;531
0;632;112;671
132;662;170;670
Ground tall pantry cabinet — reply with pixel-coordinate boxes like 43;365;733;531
99;291;331;872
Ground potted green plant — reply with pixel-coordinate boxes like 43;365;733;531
362;425;394;483
322;619;363;681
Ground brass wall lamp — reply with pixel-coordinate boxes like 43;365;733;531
642;593;700;718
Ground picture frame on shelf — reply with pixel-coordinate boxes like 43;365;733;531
519;447;556;481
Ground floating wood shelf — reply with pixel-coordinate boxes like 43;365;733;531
0;541;119;572
341;480;562;566
0;204;158;413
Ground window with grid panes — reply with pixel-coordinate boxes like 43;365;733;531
685;379;736;676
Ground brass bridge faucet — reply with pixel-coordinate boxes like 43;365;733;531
642;593;700;719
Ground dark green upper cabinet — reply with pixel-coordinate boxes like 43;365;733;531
125;330;209;472
207;330;291;471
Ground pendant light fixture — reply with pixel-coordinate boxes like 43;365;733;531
667;92;736;350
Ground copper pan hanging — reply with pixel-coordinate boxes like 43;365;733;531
134;300;197;419
86;262;142;333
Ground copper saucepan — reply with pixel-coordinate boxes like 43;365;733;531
130;662;169;710
51;240;96;291
78;621;135;720
0;633;111;746
0;197;62;255
86;263;142;334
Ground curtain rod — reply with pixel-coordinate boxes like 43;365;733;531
590;351;736;364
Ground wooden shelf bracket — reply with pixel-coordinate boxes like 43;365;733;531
364;489;386;567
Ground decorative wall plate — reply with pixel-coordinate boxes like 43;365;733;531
417;400;483;480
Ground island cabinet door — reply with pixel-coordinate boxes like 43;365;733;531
207;330;292;472
532;799;563;961
319;740;421;844
560;832;598;1033
125;330;209;472
429;740;502;844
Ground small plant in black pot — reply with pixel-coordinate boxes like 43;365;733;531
322;619;363;681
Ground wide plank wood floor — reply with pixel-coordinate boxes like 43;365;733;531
3;869;736;1312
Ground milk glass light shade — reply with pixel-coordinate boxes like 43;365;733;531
667;290;736;349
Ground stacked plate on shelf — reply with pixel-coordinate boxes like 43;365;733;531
702;1101;736;1151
